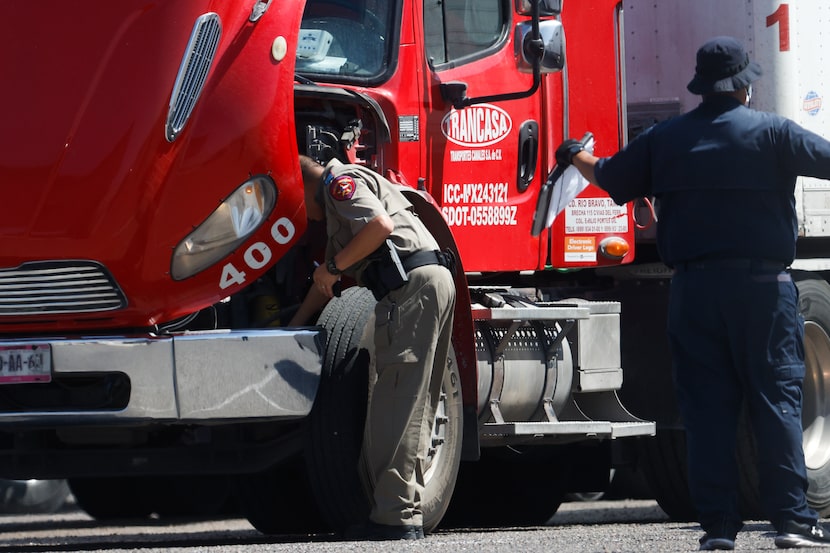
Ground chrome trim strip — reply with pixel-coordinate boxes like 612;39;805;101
0;261;126;315
250;0;272;22
0;328;324;424
165;12;222;142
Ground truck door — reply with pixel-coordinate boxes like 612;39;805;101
421;0;632;273
422;0;546;273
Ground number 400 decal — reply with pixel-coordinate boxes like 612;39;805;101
219;216;296;290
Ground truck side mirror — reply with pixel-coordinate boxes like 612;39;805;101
515;20;564;73
515;0;562;16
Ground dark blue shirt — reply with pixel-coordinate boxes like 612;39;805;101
594;95;830;265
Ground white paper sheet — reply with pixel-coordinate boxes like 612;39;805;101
545;136;596;227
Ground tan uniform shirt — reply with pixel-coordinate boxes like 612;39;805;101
319;159;439;284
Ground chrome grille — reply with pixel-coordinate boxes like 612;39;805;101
0;262;127;315
165;12;222;142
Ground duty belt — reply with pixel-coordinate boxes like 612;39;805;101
362;246;457;301
403;249;457;276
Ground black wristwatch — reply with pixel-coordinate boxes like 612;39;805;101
326;258;342;275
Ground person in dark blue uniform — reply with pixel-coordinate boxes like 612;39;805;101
556;36;830;550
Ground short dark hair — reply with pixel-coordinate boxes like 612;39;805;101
298;155;325;221
299;155;323;182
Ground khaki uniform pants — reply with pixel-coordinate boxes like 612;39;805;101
362;264;456;527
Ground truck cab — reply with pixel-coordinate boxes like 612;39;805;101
296;0;632;272
0;0;653;533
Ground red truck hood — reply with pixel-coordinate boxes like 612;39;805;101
0;1;305;329
1;2;190;243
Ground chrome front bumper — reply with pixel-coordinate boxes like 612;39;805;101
0;328;325;425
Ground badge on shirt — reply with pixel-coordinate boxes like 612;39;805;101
329;175;356;201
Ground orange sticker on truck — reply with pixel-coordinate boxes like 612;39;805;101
565;236;597;263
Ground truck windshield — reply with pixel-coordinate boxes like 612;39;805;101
297;0;395;82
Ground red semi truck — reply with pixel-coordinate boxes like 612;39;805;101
0;0;665;532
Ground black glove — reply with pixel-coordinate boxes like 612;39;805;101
555;139;584;168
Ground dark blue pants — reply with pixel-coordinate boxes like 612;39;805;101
668;266;816;538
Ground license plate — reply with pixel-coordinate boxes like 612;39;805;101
0;344;51;384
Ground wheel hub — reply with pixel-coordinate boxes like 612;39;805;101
802;320;830;471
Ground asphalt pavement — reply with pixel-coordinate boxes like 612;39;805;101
0;499;790;552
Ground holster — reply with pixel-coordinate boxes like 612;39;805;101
362;240;408;301
363;241;458;301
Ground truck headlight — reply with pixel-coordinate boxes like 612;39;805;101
171;176;277;280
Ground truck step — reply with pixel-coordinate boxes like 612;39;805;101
472;303;591;321
469;287;620;322
481;420;656;440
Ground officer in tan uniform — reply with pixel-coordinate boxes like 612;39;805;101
298;155;456;540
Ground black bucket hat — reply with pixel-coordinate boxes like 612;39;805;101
687;36;762;95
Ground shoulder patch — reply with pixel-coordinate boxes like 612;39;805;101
329;175;356;201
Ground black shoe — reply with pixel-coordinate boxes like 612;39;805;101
345;521;424;541
699;534;735;550
775;521;830;548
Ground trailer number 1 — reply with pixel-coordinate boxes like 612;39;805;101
766;3;790;52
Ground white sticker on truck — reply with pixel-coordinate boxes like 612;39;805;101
564;197;628;234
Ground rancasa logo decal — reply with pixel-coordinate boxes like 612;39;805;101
441;103;513;148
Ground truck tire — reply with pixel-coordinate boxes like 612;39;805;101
643;275;830;521
735;411;764;520
305;286;463;534
736;276;830;517
151;475;235;518
794;275;830;515
71;475;234;521
733;276;830;518
442;445;567;527
68;477;155;520
0;479;70;514
637;429;696;521
235;454;326;534
639;419;765;521
420;350;464;531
